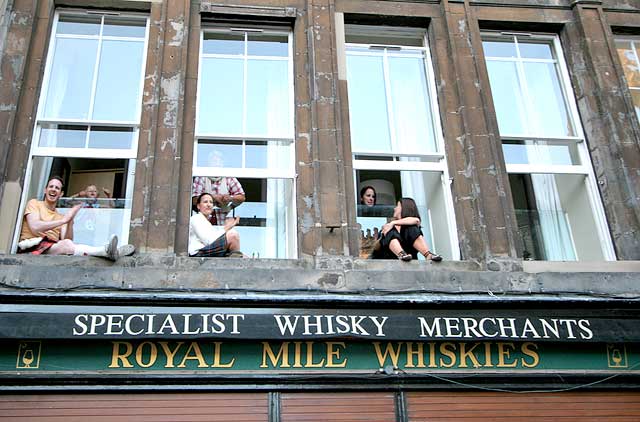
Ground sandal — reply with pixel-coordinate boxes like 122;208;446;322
397;250;412;262
424;251;443;262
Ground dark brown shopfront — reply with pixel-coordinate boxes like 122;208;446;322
1;391;640;421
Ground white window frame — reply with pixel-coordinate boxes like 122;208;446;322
13;9;149;251
347;26;460;260
482;31;616;261
194;24;297;258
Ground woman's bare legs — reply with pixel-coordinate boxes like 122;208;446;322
412;235;442;261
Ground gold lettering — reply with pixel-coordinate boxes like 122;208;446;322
135;341;158;368
177;342;208;368
211;342;235;368
372;342;402;367
520;342;540;368
260;342;290;368
158;341;184;368
427;342;437;368
459;342;481;368
405;342;425;368
109;341;133;368
497;342;518;367
325;342;347;368
293;342;303;368
305;341;325;368
439;342;457;368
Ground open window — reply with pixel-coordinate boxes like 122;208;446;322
193;25;296;259
14;11;148;250
482;32;615;261
346;25;459;260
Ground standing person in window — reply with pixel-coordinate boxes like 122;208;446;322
191;151;246;225
373;197;442;262
17;176;134;260
70;184;114;208
189;193;243;258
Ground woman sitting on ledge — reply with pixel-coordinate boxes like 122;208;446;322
372;197;443;262
189;193;243;258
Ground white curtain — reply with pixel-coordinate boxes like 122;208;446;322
529;141;576;260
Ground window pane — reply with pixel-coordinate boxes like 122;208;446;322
631;89;640;122
202;32;244;55
388;55;436;153
246;59;290;137
103;17;146;38
198;57;243;134
25;156;132;247
519;41;553;60
92;40;144;121
43;38;98;120
523;62;574;137
486;60;527;135
510;173;604;261
57;15;101;36
615;41;640;88
502;140;581;165
246;140;291;169
88;126;135;149
482;39;517;58
197;141;242;168
355;169;453;260
191;177;295;258
39;124;87;148
247;33;288;57
346;54;391;152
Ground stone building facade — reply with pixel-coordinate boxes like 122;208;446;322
0;0;639;420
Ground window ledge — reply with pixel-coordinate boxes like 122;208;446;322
523;260;640;273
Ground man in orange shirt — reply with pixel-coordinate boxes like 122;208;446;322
18;176;134;260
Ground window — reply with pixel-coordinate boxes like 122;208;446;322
482;32;615;261
346;26;459;260
194;26;295;259
615;37;640;122
15;11;148;249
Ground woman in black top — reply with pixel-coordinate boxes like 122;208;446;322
374;197;443;262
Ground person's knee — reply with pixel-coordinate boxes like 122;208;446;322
226;229;240;243
57;239;75;254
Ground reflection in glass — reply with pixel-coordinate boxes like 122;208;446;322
88;127;134;149
346;54;391;152
198;58;243;134
388;55;436;153
502;140;580;166
482;40;517;58
197;141;242;168
39;125;87;148
246;60;290;137
486;61;527;135
523;62;573;137
44;38;98;120
202;32;244;55
518;41;553;59
248;34;288;57
93;40;144;122
103;17;146;38
57;15;101;36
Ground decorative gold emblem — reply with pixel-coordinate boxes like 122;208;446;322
16;341;41;369
606;344;627;368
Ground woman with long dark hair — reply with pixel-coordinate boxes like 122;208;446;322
189;192;243;257
374;197;442;262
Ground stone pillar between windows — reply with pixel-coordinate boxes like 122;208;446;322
130;0;189;253
297;0;351;257
434;0;520;266
562;3;640;260
0;0;52;253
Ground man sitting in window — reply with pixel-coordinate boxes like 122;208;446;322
191;151;246;225
17;176;134;260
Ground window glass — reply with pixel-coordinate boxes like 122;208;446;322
203;32;244;55
247;33;288;56
615;39;640;122
198;57;244;134
346;54;391;152
482;39;517;58
44;38;98;120
39;124;87;148
87;127;135;149
518;41;553;59
57;15;101;36
502;140;581;166
523;62;573;137
197;141;243;168
486;61;527;135
103;17;146;38
246;59;290;137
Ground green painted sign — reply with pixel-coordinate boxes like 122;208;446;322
1;340;638;375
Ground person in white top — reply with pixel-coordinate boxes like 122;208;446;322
189;192;242;257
